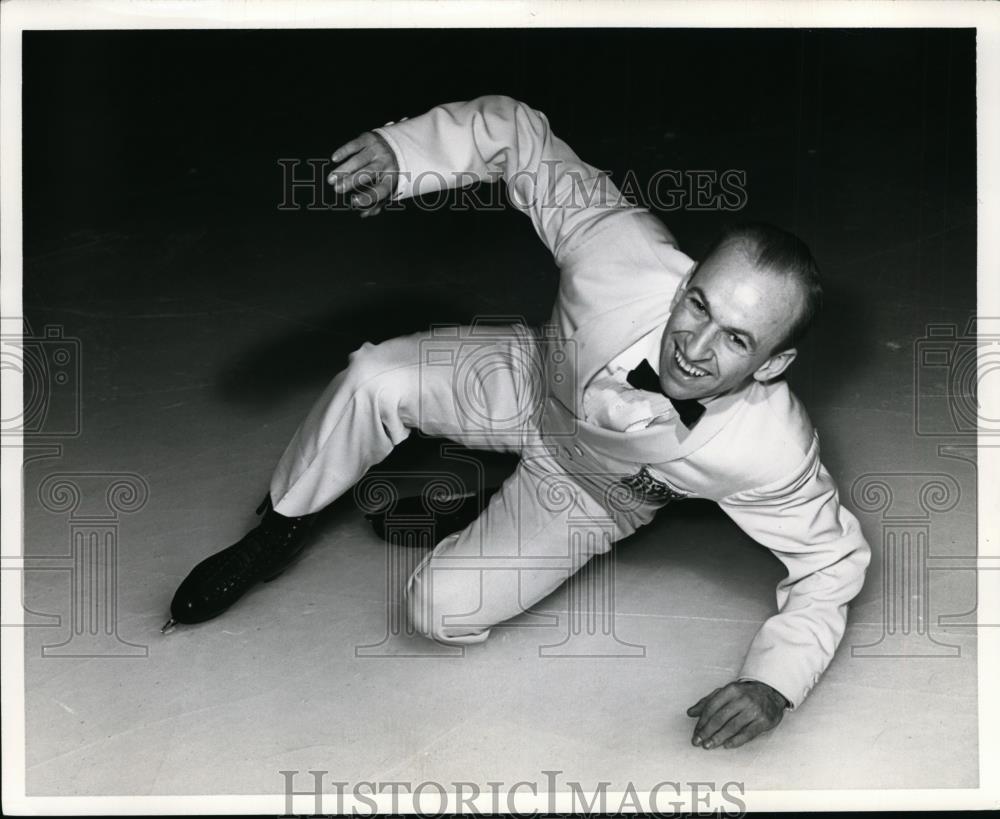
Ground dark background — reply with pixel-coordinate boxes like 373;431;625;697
23;29;975;254
21;27;977;446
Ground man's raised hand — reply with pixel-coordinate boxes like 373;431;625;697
686;680;788;750
327;131;399;219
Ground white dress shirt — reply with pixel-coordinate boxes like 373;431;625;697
581;324;676;432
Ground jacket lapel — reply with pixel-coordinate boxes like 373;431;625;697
571;287;677;407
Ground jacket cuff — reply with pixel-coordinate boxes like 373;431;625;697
372;123;411;201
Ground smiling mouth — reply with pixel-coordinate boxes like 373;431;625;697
673;346;710;378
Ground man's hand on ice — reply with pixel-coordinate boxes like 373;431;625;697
327;131;399;219
686;680;788;749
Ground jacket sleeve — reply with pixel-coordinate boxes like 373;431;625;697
373;95;633;264
716;434;871;709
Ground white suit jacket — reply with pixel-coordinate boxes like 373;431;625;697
375;95;871;708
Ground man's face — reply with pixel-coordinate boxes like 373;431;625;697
657;241;805;401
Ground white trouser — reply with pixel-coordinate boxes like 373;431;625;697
269;323;654;643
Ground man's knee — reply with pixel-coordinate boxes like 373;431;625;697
345;339;412;392
405;562;491;645
341;338;421;432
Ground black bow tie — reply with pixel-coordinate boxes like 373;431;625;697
625;358;705;429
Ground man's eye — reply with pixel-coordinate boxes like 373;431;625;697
729;334;747;349
689;296;706;313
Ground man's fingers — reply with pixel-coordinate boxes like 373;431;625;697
328;131;399;209
723;719;768;749
688;681;785;749
686;688;720;717
703;710;755;749
330;138;363;164
350;174;396;214
695;698;745;748
349;168;378;190
692;686;739;733
330;165;374;193
329;147;375;189
370;173;396;202
350;181;383;210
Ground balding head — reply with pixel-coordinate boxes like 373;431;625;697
703;222;823;354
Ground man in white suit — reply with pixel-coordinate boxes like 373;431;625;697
168;95;871;751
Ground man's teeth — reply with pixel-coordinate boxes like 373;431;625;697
674;349;708;377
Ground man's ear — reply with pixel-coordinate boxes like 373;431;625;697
753;348;797;383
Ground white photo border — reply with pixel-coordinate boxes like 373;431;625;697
2;0;997;813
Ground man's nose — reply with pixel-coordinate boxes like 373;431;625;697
686;324;715;360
